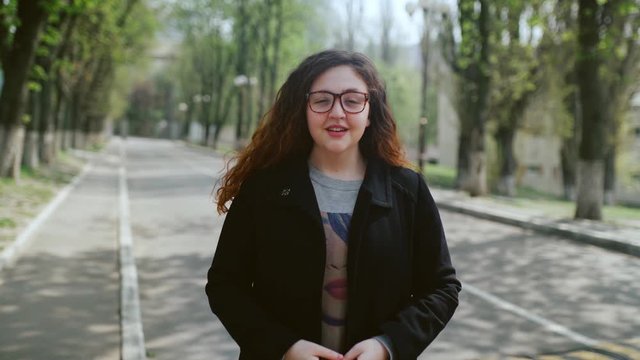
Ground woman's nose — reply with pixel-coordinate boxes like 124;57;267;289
328;98;346;117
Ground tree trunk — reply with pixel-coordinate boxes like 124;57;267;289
182;98;195;139
268;0;283;103
455;132;470;189
418;27;429;172
200;81;212;146
560;72;580;201
39;75;56;164
256;0;272;124
560;139;578;201
54;78;69;153
212;123;223;150
82;55;113;149
496;126;516;196
244;79;255;136
461;128;487;196
22;90;40;169
235;0;248;148
70;88;82;149
380;0;393;64
0;0;49;178
603;146;615;205
0;125;25;181
213;87;236;149
203;119;211;146
0;1;11;62
575;160;604;219
345;0;362;51
61;95;73;150
575;0;605;220
454;0;490;197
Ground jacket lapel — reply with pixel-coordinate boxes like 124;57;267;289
360;158;392;208
346;158;393;347
273;158;323;230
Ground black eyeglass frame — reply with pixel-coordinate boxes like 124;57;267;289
305;90;370;114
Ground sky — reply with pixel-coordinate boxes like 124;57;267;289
354;0;458;46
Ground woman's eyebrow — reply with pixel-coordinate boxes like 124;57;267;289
311;87;366;93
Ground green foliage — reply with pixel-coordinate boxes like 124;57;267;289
0;217;16;229
488;1;543;132
378;63;422;148
163;0;325;144
52;0;158;125
27;80;41;92
0;0;18;20
423;163;456;188
457;0;486;72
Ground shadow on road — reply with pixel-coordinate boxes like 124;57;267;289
136;254;239;360
0;250;119;360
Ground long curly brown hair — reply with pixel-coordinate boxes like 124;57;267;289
216;50;410;213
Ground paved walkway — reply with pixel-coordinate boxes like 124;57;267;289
0;140;121;359
430;188;640;258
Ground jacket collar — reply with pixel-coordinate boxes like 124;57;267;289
274;156;392;214
360;157;392;208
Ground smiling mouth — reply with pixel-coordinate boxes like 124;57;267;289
327;127;347;132
324;278;348;300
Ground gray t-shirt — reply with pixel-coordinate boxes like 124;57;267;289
308;164;395;358
309;165;362;213
310;165;361;352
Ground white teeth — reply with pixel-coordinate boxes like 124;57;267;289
327;127;346;131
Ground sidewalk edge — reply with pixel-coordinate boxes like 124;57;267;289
0;161;93;272
436;200;640;258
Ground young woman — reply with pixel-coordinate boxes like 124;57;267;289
206;50;460;360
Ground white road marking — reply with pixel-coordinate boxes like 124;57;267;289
118;139;147;360
464;283;599;347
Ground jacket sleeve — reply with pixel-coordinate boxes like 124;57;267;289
380;173;461;359
205;177;300;358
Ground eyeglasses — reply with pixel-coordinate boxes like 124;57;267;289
306;91;369;114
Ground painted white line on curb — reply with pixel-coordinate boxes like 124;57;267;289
463;283;599;347
0;162;92;272
119;140;147;360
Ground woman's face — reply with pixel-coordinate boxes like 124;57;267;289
306;65;370;161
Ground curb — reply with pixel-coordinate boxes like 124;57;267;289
436;198;640;258
0;160;93;272
118;139;147;360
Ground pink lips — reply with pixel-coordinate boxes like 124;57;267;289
326;126;348;138
324;278;348;300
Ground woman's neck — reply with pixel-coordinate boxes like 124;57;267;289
308;148;367;180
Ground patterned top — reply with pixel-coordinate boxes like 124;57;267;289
309;165;362;352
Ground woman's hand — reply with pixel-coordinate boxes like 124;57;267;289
283;339;344;360
343;339;389;360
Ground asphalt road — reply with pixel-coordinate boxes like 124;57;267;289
124;138;640;359
1;137;638;360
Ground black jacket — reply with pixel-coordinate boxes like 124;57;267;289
206;157;461;360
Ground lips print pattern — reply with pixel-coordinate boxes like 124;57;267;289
320;211;351;352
